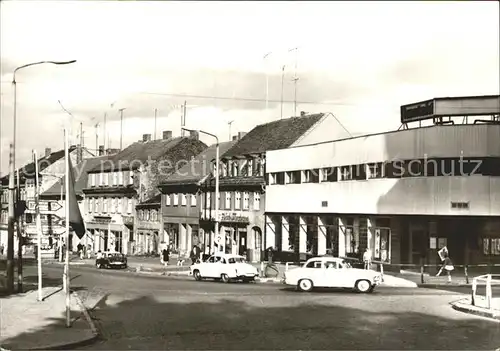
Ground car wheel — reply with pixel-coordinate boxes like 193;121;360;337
221;273;230;283
355;279;371;293
193;270;202;281
297;279;313;292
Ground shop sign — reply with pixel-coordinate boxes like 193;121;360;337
219;212;249;223
90;216;113;224
123;216;134;225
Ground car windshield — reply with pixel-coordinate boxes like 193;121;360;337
108;253;123;258
228;257;246;264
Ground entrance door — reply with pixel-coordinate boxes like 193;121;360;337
238;231;247;256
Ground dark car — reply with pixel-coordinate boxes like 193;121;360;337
96;251;127;269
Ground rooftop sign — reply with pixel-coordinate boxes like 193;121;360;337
400;95;500;124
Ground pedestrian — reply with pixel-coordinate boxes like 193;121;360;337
190;245;200;264
162;247;170;266
363;248;372;270
436;253;454;282
0;243;4;256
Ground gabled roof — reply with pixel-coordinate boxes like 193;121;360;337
1;146;78;185
41;155;113;198
222;113;324;158
89;137;207;172
159;140;236;187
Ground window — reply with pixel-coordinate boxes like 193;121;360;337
303;169;320;183
113;172;118;186
91;198;96;213
116;198;122;213
99;173;104;186
88;198;92;213
110;198;116;213
247;159;253;177
145;210;150;221
234;192;241;210
138;210;143;220
451;202;469;210
232;162;239;177
340;166;353;181
91;174;96;187
368;163;384;179
191;194;197;207
152;210;157;221
129;171;134;185
127;199;133;213
206;192;211;209
269;172;285;185
253;192;260;211
103;173;109;186
103;198;109;213
305;260;323;268
483;238;500;255
221;163;228;177
286;171;301;184
118;172;124;185
181;194;187;206
325;261;339;269
173;194;179;206
243;191;250;210
225;192;231;210
166;194;171;206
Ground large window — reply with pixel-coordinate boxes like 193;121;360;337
484;238;500;256
243;192;250;210
286;171;301;184
234;192;241;210
253;192;261;211
225;192;232;210
303;169;320;183
321;167;337;182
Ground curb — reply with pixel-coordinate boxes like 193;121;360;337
418;283;471;288
451;301;500;321
26;291;100;350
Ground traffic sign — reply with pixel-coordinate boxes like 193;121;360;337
27;200;63;213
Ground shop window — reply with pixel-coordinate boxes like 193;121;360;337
321;167;337;182
286;171;301;184
368;163;384;179
340;166;353;181
303;169;320;183
483;238;500;255
373;227;391;262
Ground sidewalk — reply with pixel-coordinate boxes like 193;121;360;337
0;286;98;350
451;296;500;320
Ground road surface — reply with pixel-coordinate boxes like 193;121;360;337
22;264;500;350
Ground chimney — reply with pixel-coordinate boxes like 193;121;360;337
44;148;51;158
143;134;151;142
163;130;172;140
98;145;105;156
237;132;247;140
189;131;199;140
232;136;238;141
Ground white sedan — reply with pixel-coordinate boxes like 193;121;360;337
190;253;259;283
283;257;381;293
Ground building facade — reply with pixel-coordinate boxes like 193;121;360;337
158;141;235;258
0;146;93;253
135;195;162;254
199;113;347;262
83;131;206;255
265;122;500;267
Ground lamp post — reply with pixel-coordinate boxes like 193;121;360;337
6;59;76;294
263;52;272;110
181;128;221;253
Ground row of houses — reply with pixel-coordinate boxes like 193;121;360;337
1;96;500;268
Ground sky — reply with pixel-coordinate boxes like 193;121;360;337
0;1;499;175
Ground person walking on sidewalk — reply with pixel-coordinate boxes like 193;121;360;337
363;248;372;270
161;247;170;266
436;253;454;282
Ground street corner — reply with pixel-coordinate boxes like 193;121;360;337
451;298;500;321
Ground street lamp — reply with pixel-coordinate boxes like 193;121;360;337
6;59;76;294
181;127;221;254
263;52;272;110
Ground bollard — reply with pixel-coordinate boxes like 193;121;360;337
471;278;476;306
420;264;424;284
464;265;469;284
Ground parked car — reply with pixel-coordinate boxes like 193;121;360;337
190;253;259;283
282;256;381;293
95;251;127;269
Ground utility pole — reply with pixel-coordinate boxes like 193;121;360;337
78;122;83;164
153;108;158;140
289;47;299;117
280;65;286;120
6;142;14;294
119;108;126;149
103;112;107;151
228;120;234;141
16;168;23;293
94;123;99;156
181;101;187;137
